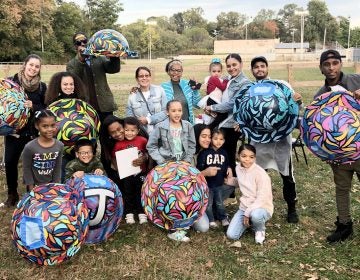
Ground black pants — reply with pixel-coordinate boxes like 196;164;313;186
221;127;242;176
279;159;297;205
97;111;114;175
121;174;145;215
206;98;228;130
5;134;32;195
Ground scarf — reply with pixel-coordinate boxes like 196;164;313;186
17;67;41;93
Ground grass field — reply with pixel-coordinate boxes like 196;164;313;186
0;59;359;280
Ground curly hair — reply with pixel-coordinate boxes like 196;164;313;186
44;71;88;105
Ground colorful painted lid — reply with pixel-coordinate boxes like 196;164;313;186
48;98;100;155
82;29;130;57
66;174;124;244
11;183;89;265
0;78;29;135
234;79;300;143
301;90;360;164
142;161;208;230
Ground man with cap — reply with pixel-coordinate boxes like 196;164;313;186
66;31;120;123
316;49;360;243
249;56;302;224
67;31;121;176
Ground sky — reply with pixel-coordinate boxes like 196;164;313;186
68;0;360;28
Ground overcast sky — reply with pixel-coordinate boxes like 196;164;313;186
67;0;360;27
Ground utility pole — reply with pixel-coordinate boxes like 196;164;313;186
294;10;309;60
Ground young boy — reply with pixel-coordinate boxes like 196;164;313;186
196;128;232;228
112;117;148;225
64;139;105;180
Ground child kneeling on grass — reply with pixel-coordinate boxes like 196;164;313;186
226;144;273;245
64;139;105;180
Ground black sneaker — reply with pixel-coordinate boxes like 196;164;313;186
287;210;299;223
1;193;19;208
327;220;353;243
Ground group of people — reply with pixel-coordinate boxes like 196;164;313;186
1;29;359;245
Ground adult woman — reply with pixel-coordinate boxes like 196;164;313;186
205;53;251;175
99;115;148;182
99;115;125;185
1;54;46;207
44;71;89;182
126;66;167;133
44;71;88;106
161;59;201;124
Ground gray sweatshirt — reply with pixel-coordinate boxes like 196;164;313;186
22;138;64;186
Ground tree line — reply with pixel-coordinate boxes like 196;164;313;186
1;0;359;63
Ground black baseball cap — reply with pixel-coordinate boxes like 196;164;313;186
251;56;268;68
319;50;342;65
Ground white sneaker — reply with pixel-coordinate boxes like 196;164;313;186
138;213;148;224
221;218;230;227
209;222;218;228
125;213;135;224
167;230;190;242
255;231;266;244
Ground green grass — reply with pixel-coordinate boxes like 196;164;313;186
0;59;359;279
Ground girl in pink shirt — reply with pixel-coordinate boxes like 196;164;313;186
226;144;273;244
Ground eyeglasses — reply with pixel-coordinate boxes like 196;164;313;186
78;151;93;156
169;68;183;73
137;74;151;78
75;39;87;46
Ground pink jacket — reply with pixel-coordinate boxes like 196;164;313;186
235;162;274;217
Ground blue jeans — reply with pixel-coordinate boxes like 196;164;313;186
221;184;235;200
192;213;209;232
227;208;271;240
206;187;227;222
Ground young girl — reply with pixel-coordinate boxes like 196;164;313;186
147;100;196;242
22;109;64;191
112;117;149;225
199;58;228;128
147;100;196;165
226;144;273;245
196;128;232;228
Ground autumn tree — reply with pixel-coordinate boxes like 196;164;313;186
215;12;246;39
306;0;338;47
182;8;207;30
0;0;22;60
86;0;123;34
52;2;86;58
277;3;300;42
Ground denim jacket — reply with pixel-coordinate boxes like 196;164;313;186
210;72;251;128
126;84;167;130
147;118;196;164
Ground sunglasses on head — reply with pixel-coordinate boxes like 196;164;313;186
75;39;87;46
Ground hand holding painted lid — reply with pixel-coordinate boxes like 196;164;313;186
82;29;130;57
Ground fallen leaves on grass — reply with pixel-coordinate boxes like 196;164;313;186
229;241;242;248
205;260;214;268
